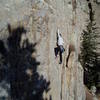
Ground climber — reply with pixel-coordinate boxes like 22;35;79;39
54;29;65;64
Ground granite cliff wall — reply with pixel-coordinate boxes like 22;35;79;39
0;0;88;100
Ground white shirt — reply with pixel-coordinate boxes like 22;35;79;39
57;32;64;46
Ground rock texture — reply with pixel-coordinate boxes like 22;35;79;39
0;0;88;100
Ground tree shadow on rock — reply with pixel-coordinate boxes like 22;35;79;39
0;24;50;100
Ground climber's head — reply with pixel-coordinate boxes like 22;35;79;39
60;34;62;36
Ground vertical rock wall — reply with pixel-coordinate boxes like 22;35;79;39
0;0;88;100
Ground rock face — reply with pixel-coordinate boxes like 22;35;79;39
0;0;87;100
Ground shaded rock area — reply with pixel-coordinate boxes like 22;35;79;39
0;24;50;100
0;0;88;100
86;87;93;100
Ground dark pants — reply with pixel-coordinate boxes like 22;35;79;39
54;45;65;64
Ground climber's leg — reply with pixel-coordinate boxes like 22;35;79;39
54;47;59;58
60;45;65;53
59;46;63;64
59;51;62;64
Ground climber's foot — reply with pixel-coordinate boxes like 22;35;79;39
59;62;62;64
55;56;57;59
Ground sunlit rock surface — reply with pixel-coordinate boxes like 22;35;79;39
0;0;88;100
